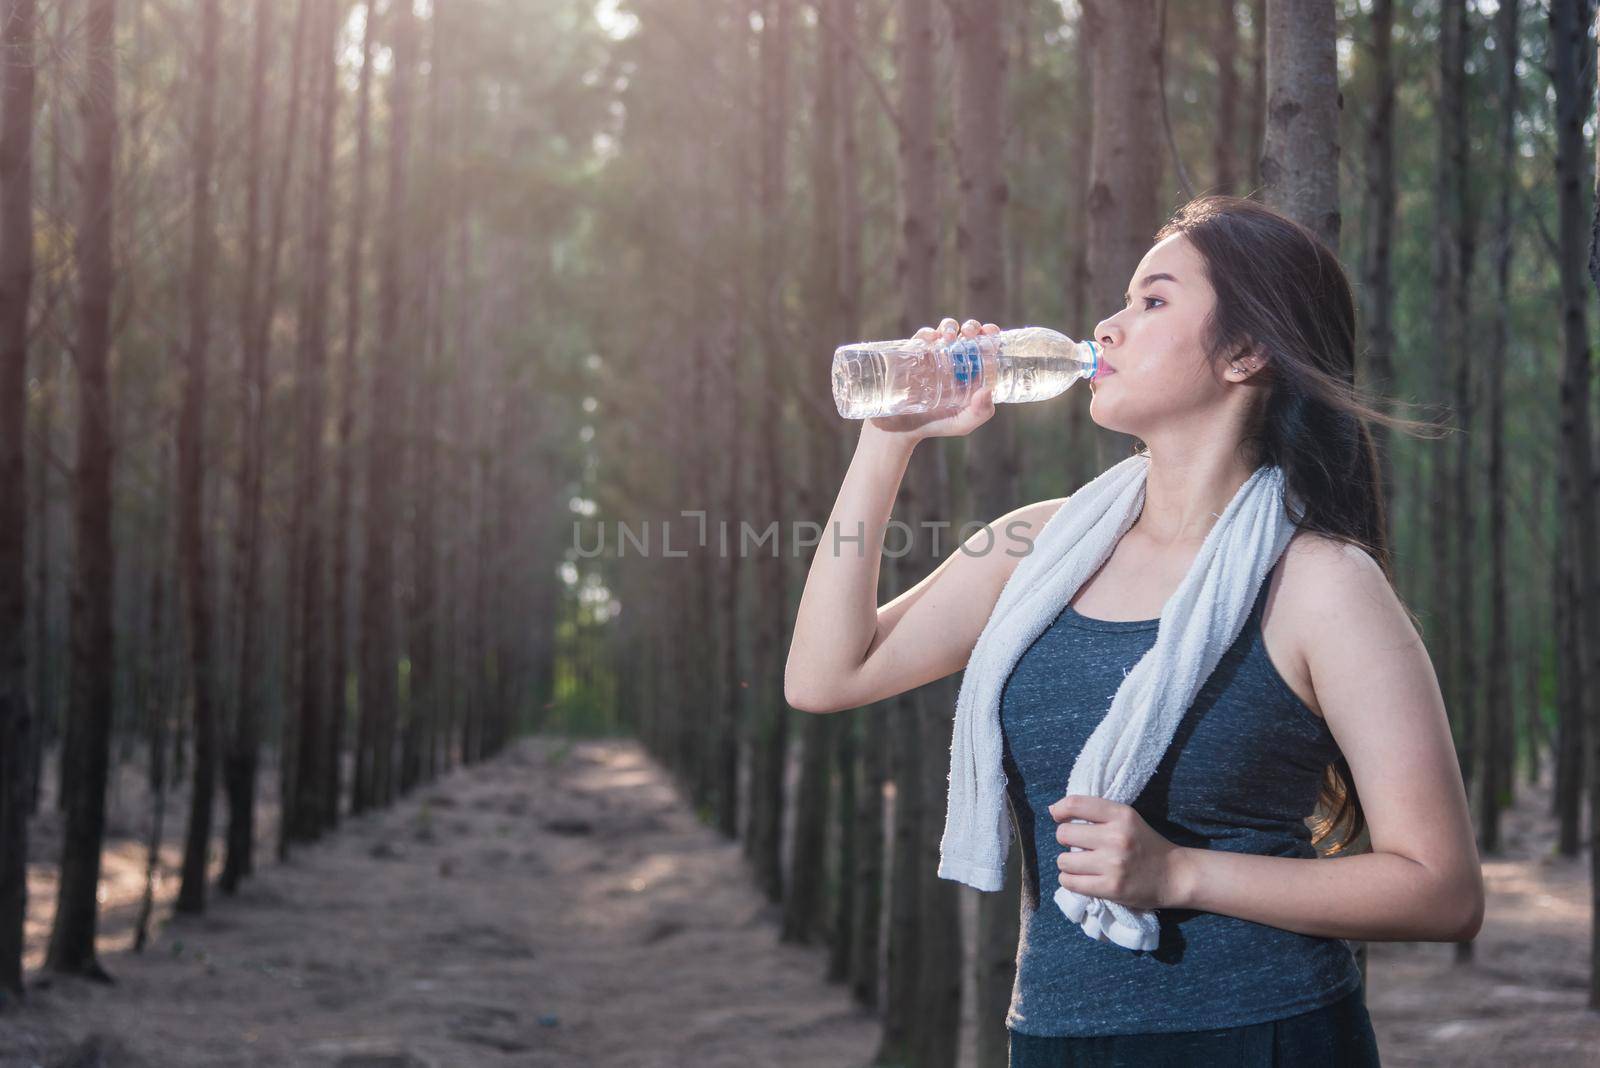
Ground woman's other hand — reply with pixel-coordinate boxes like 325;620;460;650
1051;794;1191;911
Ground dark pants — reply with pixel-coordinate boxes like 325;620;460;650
1006;986;1381;1067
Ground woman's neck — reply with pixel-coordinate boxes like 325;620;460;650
1132;447;1258;548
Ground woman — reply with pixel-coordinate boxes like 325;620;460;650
785;196;1483;1066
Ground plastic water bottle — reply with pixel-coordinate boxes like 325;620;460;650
831;326;1104;419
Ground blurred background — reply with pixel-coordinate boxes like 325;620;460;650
2;0;1599;1064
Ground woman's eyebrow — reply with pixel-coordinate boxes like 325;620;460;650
1124;272;1181;303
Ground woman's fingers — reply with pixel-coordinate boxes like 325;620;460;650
931;315;1001;344
913;326;937;342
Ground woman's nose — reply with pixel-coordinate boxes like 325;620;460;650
1093;315;1122;347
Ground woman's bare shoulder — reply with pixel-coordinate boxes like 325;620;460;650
977;496;1071;561
1272;529;1403;650
1278;529;1386;588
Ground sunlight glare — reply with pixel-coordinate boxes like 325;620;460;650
594;0;639;42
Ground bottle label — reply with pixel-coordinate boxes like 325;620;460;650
950;337;981;383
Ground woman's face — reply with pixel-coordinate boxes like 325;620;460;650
1087;233;1251;439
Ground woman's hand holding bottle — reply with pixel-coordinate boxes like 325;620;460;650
862;317;1000;444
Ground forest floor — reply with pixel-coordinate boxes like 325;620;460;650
2;731;1596;1067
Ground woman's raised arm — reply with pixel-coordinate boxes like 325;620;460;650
784;318;1063;714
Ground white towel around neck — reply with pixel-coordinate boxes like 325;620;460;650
936;450;1302;951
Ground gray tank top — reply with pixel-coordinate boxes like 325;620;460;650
999;563;1364;1036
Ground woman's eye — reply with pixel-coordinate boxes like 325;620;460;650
1143;296;1164;310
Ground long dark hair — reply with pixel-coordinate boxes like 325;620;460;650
1147;195;1447;855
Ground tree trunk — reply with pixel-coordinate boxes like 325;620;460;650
882;695;923;1064
29;0;71;823
44;0;116;980
877;2;940;1058
1588;0;1600;1009
287;0;341;843
1523;475;1548;792
1261;0;1340;248
403;4;448;798
916;661;962;1068
1081;0;1162;467
823;0;870;990
953;0;1014;529
358;0;419;812
1248;0;1266;190
714;0;754;843
852;701;887;1010
1553;439;1580;845
783;0;849;947
0;0;38;1005
892;4;963;1065
1444;0;1479;969
750;0;792;908
132;488;172;954
1065;15;1094;490
464;236;509;772
1425;3;1466;838
222;0;310;891
1360;0;1398;524
441;197;473;773
267;0;311;865
683;120;719;812
26;333;49;823
331;0;380;827
173;0;220;917
946;0;1018;1057
1213;0;1240;196
1009;0;1030;330
824;0;882;1011
1478;0;1519;860
1548;0;1600;1006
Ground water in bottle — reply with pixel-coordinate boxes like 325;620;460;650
831;326;1104;420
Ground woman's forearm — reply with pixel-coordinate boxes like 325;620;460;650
784;424;915;708
1170;844;1483;943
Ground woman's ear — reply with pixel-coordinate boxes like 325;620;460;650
1228;343;1267;381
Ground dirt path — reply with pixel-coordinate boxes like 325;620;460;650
5;736;879;1066
4;733;1598;1066
1360;768;1599;1066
